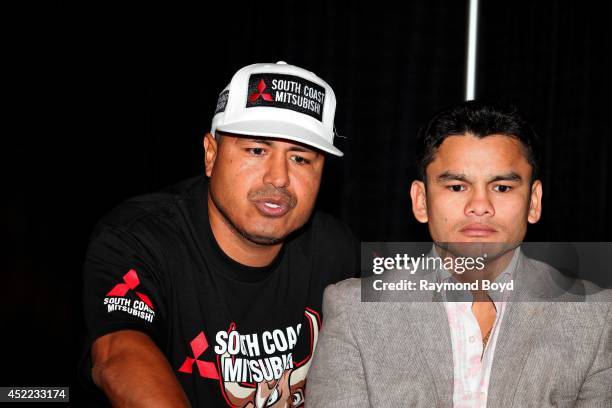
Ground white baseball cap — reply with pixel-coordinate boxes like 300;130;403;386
211;61;343;156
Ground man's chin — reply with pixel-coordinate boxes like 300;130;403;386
242;233;285;246
237;226;289;246
436;241;520;259
239;216;310;246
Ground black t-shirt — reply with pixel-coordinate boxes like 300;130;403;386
80;176;358;407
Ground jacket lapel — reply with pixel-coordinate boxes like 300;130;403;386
486;254;548;407
378;268;454;407
412;301;454;407
486;301;545;407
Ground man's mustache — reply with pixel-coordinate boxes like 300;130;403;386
248;187;298;208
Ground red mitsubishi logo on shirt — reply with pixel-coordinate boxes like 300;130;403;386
248;79;274;102
106;269;154;310
178;332;219;380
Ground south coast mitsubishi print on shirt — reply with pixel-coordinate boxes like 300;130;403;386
177;309;321;408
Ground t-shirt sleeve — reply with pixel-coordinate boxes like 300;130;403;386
79;222;168;388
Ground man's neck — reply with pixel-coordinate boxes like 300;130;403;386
207;195;283;267
437;245;517;284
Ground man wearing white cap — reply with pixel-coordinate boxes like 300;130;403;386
80;62;358;407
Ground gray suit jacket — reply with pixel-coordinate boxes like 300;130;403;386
306;254;612;407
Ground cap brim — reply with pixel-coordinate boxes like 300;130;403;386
216;120;344;157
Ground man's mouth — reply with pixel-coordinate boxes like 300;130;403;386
459;223;498;238
252;197;291;218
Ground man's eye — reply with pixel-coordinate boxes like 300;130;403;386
448;185;465;192
290;155;311;165
246;147;266;156
494;185;512;193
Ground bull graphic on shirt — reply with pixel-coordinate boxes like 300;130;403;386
219;309;320;408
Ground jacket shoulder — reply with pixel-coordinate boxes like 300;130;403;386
326;277;362;300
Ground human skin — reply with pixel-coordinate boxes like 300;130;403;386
92;330;191;408
204;132;325;267
92;132;326;407
410;133;542;246
410;134;543;335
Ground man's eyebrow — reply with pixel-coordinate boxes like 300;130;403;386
489;172;522;183
246;139;273;146
435;171;523;183
436;172;470;183
245;139;317;154
288;146;316;153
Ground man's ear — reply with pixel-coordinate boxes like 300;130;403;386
527;179;543;224
410;180;429;223
203;132;218;177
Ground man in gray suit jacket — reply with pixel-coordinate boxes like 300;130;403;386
306;101;612;407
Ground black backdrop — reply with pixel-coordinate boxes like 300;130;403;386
3;1;610;404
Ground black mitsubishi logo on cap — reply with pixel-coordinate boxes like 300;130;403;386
215;90;229;114
245;73;326;122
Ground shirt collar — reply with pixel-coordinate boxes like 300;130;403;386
432;245;520;304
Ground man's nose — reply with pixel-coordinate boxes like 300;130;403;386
263;153;290;188
464;187;495;217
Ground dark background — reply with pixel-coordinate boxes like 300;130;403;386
3;1;610;405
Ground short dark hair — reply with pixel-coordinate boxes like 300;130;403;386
416;100;540;183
